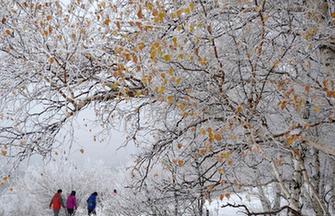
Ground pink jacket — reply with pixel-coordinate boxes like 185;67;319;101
66;195;77;209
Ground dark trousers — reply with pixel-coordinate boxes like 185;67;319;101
88;208;96;215
67;208;75;215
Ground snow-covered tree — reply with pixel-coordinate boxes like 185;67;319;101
0;159;117;216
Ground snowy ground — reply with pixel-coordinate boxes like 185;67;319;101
39;194;262;216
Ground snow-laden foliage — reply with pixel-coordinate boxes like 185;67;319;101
0;159;117;216
0;160;231;216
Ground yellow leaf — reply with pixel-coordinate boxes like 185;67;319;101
278;100;287;110
222;151;230;159
287;135;297;145
272;59;280;68
48;57;55;64
184;7;191;15
175;77;181;85
115;47;123;54
1;17;6;24
123;52;131;62
135;90;143;97
312;105;320;113
46;15;52;21
150;49;157;60
331;12;335;18
172;37;177;47
208;130;214;143
176;9;183;17
200;128;206;136
131;54;138;63
322;80;328;90
214;133;222;141
227;159;233;166
1;149;7;156
163;54;171;62
189;2;195;11
197;147;207;156
304;85;310;93
141;75;152;85
153;11;165;23
156;86;165;94
146;2;153;11
303;27;318;40
167;95;174;104
207;184;215;192
219;194;225;201
4;29;12;36
199;57;208;65
177;102;186;111
176;143;183;149
236;105;242;114
326;90;335;98
152;41;160;49
104;17;111;26
189;24;194;32
111;82;119;90
43;30;49;37
158;11;165;20
177;159;185;167
137;42;145;51
217;151;230;162
168;67;174;76
137;7;143;19
218;167;225;175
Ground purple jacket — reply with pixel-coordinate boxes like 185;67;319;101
66;195;77;209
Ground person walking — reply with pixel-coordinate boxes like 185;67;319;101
66;190;77;216
112;189;117;196
49;189;65;216
87;192;98;215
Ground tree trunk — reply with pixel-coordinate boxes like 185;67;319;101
289;153;303;215
273;183;281;210
257;184;272;212
309;148;324;216
330;158;335;212
196;161;205;216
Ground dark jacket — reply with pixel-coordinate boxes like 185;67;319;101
87;194;97;210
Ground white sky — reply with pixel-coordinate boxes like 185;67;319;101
25;107;137;169
69;108;137;168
